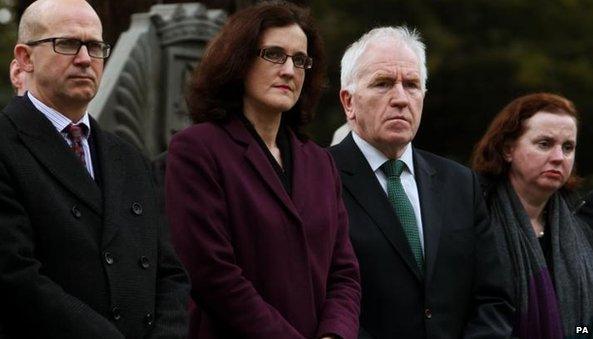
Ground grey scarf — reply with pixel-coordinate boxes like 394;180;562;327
490;181;593;338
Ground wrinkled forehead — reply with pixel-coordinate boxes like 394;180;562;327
358;60;420;80
355;41;420;80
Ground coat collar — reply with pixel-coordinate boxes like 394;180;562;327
92;120;124;248
333;133;424;282
4;96;102;215
333;133;445;283
221;114;305;224
412;149;442;283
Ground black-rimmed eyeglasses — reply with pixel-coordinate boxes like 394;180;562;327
258;47;313;69
26;37;111;59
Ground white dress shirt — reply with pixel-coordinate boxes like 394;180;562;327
28;92;95;179
352;131;424;251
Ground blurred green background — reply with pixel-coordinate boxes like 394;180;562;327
0;0;17;108
2;0;592;189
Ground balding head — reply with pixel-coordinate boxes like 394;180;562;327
14;0;105;121
18;0;101;43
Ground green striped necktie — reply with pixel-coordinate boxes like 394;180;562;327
381;159;424;271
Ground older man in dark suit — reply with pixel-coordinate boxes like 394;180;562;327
0;0;189;338
329;26;514;339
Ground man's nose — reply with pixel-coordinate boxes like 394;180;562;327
389;82;409;107
73;45;92;66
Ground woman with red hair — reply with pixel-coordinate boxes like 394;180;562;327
472;92;593;338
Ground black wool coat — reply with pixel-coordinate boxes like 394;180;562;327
0;95;189;339
330;133;514;339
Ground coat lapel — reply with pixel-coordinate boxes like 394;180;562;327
222;116;302;223
4;96;102;215
92;120;125;248
413;150;443;283
287;130;307;219
336;134;423;282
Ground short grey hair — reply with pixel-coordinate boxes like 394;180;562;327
340;26;427;93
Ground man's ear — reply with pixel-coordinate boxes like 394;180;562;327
9;59;21;87
14;44;34;73
339;89;355;121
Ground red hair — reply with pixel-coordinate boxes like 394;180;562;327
471;92;581;189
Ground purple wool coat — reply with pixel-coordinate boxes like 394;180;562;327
165;115;361;339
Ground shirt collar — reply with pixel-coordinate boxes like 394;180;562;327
27;91;91;136
352;130;415;176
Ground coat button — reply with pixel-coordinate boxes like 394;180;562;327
139;256;150;269
131;202;143;215
424;308;432;319
104;251;114;265
71;205;82;218
112;306;121;320
144;312;154;327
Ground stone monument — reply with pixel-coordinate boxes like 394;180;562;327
89;3;226;158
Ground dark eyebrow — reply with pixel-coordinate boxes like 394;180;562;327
533;134;554;139
261;45;308;55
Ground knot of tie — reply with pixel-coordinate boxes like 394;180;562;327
64;123;87;139
381;159;405;178
63;123;88;166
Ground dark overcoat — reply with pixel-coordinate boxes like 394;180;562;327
166;116;361;339
330;134;514;339
0;96;189;338
578;191;593;228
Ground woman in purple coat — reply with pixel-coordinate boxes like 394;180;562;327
165;2;360;338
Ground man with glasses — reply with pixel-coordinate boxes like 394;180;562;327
0;0;189;337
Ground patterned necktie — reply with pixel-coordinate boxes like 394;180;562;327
64;123;87;166
381;159;424;271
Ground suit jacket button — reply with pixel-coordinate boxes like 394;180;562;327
424;308;432;319
112;306;121;320
144;312;154;327
139;256;150;269
131;202;143;215
71;205;82;218
104;251;114;265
